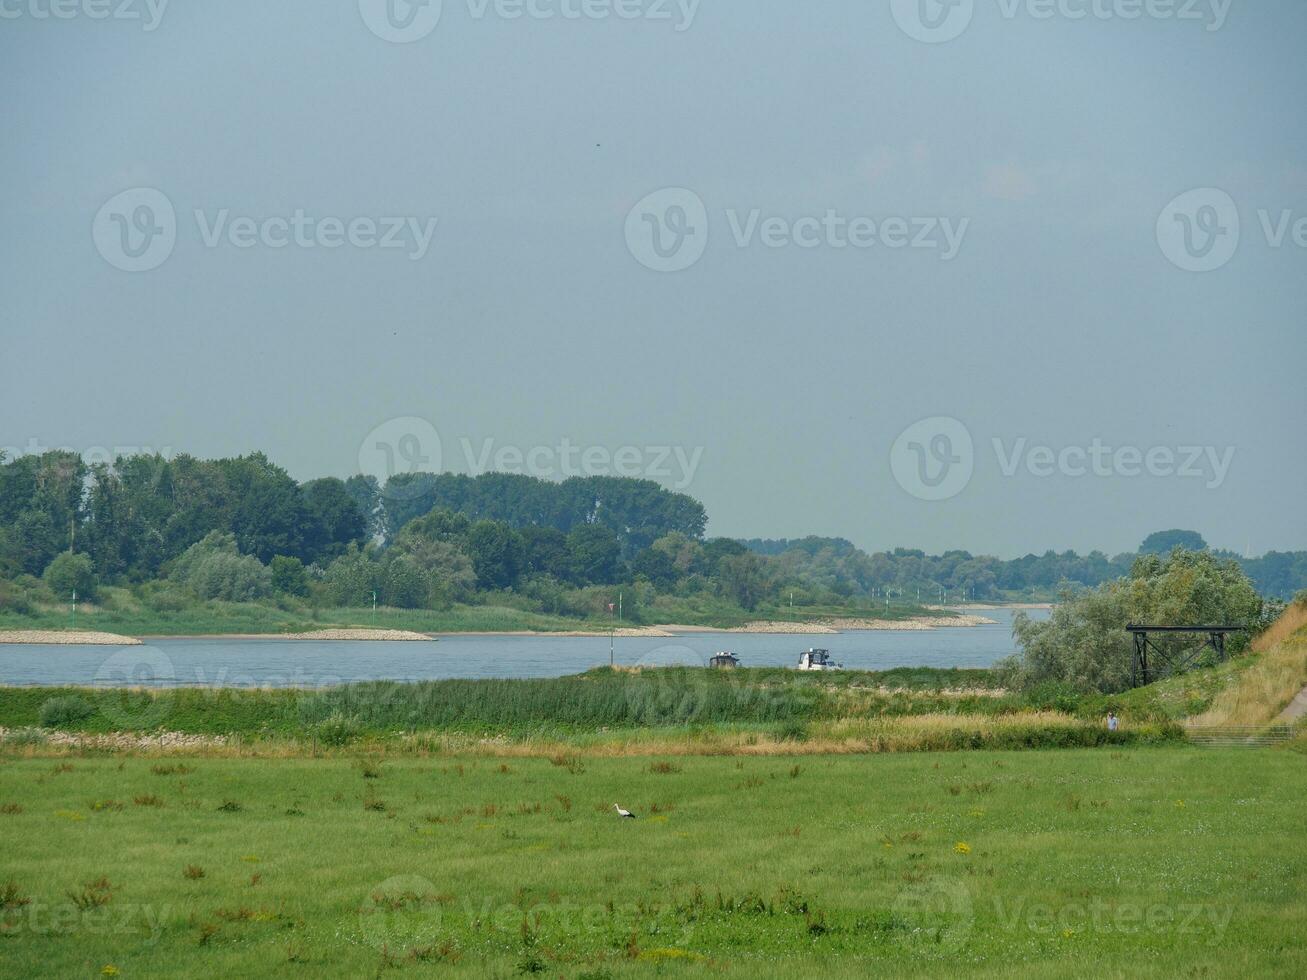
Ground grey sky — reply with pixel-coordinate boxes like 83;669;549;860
2;0;1304;558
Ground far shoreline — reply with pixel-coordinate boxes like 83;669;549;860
0;610;1033;645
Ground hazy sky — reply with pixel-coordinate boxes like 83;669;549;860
2;0;1304;558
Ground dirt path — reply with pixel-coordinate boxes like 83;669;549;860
1274;685;1307;724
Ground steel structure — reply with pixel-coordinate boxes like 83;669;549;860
1125;625;1245;687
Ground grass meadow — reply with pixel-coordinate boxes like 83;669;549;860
1;747;1304;978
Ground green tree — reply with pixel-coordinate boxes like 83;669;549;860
565;524;621;586
1140;529;1208;554
300;478;367;563
322;545;381;607
1007;549;1263;693
43;552;97;601
465;521;525;589
169;531;272;601
717;551;770;611
270;555;309;597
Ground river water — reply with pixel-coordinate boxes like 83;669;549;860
0;608;1048;688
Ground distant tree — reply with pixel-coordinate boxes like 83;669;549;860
631;547;679;590
169;531;272;601
1006;549;1262;693
1140;530;1208;555
11;510;61;576
565;524;622;585
270;555;309;597
43;552;97;601
215;454;312;563
343;475;382;540
321;544;381;607
519;525;570;579
300;477;367;562
381;554;428;608
717;551;770;611
465;521;525;590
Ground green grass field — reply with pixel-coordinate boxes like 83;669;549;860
1;747;1304;979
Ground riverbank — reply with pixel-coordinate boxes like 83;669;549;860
0;630;142;646
0;614;1006;644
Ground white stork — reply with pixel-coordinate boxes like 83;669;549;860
613;804;636;819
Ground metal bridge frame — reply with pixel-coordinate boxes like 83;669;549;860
1126;625;1245;687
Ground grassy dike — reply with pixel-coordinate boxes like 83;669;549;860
0;749;1303;978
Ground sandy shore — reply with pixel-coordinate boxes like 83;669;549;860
0;630;142;646
433;627;676;638
727;621;840;634
723;615;997;634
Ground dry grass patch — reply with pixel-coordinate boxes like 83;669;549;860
1191;609;1307;727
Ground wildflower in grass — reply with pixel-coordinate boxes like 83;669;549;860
954;841;971;854
969;808;985;818
101;967;119;977
1175;800;1186;808
241;855;260;863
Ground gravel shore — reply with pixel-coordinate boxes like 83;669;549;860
0;630;142;645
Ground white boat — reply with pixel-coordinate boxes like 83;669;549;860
795;648;843;671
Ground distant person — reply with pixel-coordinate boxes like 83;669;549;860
1107;712;1119;732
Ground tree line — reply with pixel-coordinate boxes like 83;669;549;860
2;449;1305;619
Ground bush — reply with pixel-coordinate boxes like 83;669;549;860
0;579;32;615
310;713;364;747
169;532;271;601
270;555;309;597
42;552;97;602
38;696;95;728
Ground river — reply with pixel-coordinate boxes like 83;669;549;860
0;608;1048;688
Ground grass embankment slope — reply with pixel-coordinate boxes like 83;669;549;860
1114;600;1307;730
0;750;1303;978
0;585;949;637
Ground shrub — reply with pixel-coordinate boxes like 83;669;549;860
169;532;271;601
39;695;95;728
270;555;309;597
43;552;97;601
310;713;364;747
1;727;48;746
